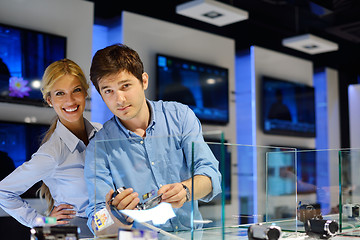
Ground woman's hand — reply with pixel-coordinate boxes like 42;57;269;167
49;204;76;225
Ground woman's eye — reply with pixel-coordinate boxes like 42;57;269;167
55;92;64;96
74;88;82;93
104;89;112;94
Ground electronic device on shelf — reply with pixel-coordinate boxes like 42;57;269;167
0;22;66;106
248;223;281;240
261;76;316;137
343;203;360;218
268;147;316;196
297;203;322;223
0;120;49;197
203;137;231;204
304;219;338;239
156;53;229;125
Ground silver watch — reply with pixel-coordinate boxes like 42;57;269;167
182;184;190;202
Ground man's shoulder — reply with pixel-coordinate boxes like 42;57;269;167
90;117;118;141
151;100;190;112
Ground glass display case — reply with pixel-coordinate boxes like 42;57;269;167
89;133;359;239
338;148;360;237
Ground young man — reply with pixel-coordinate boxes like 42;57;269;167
84;44;221;233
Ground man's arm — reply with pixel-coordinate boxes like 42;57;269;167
182;175;212;201
181;105;222;202
158;175;212;208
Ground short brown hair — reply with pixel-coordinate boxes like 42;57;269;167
90;43;144;92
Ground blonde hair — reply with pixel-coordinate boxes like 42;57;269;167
38;59;89;215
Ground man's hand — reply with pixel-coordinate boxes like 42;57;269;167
107;188;140;211
158;183;188;208
106;188;140;225
92;188;140;235
49;204;76;225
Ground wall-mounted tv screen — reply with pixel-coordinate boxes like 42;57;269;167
267;147;316;196
262;76;316;137
0;121;49;198
0;23;66;106
204;137;231;204
156;54;229;124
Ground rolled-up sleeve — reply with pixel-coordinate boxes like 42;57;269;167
181;106;222;202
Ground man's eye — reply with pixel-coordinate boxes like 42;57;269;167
104;89;112;94
74;88;82;93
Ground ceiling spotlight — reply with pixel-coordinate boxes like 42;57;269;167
176;0;249;27
282;34;338;55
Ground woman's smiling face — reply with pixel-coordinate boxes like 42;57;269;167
47;74;87;126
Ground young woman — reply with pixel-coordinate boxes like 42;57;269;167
0;59;102;238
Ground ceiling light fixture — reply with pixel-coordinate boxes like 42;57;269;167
176;0;249;27
282;34;338;55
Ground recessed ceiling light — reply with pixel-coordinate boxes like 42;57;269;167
176;0;248;27
282;34;338;54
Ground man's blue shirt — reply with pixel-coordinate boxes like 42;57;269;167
84;100;221;231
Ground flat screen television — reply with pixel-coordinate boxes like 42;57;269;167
0;121;49;197
156;54;229;124
204;137;231;203
267;147;316;195
262;76;316;137
0;23;66;106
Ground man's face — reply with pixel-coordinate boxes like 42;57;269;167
98;70;148;123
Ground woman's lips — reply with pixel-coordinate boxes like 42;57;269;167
63;105;79;112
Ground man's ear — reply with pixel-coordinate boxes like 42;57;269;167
142;72;149;90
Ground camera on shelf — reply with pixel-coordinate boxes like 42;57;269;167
248;224;281;240
304;219;339;239
343;203;360;218
297;203;322;222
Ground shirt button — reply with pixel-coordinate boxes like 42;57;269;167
151;161;155;165
140;140;144;144
175;226;178;230
160;184;163;187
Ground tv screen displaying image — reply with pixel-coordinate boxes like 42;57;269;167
0;121;49;197
0;23;66;106
156;54;229;124
262;76;316;137
267;147;316;196
204;137;231;203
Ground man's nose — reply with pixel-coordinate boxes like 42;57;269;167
116;91;126;103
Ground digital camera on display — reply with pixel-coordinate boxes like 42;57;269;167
248;224;281;240
304;219;339;239
343;203;360;218
297;203;322;222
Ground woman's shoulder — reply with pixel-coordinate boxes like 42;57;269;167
35;130;64;158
